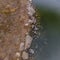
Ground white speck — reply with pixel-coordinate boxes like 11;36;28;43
25;23;29;26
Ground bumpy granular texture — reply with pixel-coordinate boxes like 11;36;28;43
0;0;32;60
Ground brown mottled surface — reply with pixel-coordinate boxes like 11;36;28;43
0;0;32;60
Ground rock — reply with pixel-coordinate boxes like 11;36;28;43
28;19;36;24
28;11;33;16
22;51;29;60
31;17;36;24
27;7;35;15
19;42;24;51
29;49;34;54
28;19;33;23
27;2;31;7
16;52;20;57
27;5;35;16
25;35;33;49
34;26;38;31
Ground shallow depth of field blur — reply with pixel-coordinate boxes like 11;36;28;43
32;0;60;60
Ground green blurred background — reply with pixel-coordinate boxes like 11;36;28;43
32;0;60;60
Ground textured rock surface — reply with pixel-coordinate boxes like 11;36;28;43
25;34;33;49
22;51;29;60
0;0;36;60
